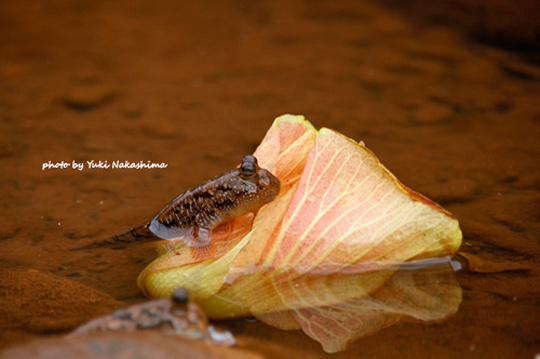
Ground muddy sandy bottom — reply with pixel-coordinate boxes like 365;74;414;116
1;0;539;358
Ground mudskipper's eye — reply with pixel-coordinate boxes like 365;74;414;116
240;156;258;178
241;161;256;177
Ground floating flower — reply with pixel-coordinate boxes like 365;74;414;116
138;115;462;352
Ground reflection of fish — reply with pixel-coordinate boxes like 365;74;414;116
68;287;235;347
81;155;280;250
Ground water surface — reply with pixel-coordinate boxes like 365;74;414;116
1;0;539;358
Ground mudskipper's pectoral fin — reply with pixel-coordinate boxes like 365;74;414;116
185;227;215;260
186;227;212;248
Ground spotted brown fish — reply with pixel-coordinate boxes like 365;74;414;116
84;155;280;249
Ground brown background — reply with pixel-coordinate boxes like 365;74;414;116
1;0;539;358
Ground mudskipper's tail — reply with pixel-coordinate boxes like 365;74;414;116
72;224;159;250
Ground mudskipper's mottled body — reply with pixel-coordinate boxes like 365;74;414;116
93;155;280;249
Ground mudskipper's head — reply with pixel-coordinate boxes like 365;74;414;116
238;155;281;205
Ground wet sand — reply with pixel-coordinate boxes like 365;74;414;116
1;0;539;358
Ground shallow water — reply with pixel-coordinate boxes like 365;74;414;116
1;0;539;358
